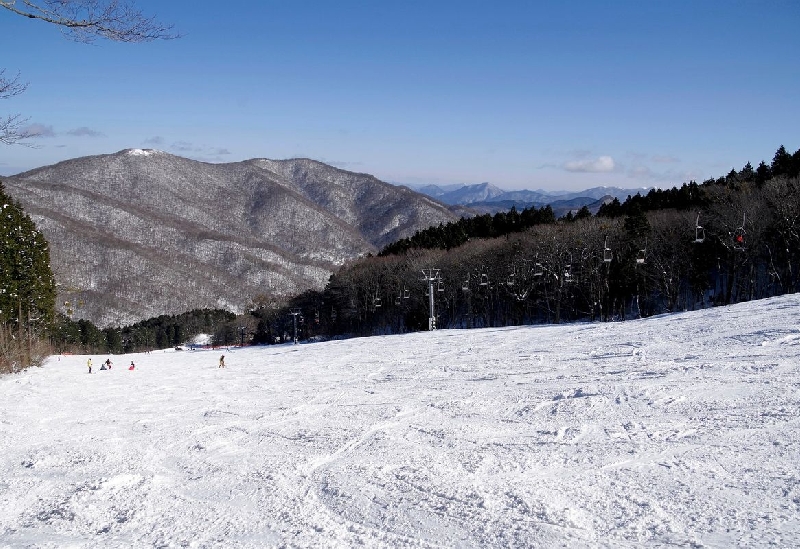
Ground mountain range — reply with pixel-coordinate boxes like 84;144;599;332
403;181;652;216
4;150;652;327
3;150;458;326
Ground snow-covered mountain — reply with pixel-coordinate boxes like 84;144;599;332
3;150;459;326
1;294;798;547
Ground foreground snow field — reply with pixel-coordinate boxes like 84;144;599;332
1;296;799;548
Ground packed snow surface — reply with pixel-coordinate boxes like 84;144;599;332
2;296;799;548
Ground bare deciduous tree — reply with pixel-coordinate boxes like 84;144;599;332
0;0;176;43
0;69;36;145
1;0;176;144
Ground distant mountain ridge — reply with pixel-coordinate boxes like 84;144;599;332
402;182;652;216
4;150;458;326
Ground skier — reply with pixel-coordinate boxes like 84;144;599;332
87;358;93;374
105;358;112;370
128;361;135;370
219;355;225;368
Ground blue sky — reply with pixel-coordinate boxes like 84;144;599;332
1;0;798;191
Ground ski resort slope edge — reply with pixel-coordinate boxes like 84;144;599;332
1;295;799;547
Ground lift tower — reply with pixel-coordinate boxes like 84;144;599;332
421;268;441;331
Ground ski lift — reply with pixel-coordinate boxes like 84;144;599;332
437;279;445;292
533;262;544;277
636;239;647;265
374;296;382;308
396;286;409;305
506;272;515;286
603;237;612;263
693;214;705;244
563;253;573;282
479;273;489;286
733;213;746;251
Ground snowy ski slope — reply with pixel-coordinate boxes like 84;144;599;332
1;295;799;547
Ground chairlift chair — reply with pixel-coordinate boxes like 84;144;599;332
533;262;544;277
733;213;746;250
396;288;406;305
693;214;705;244
603;237;612;263
480;273;489;286
636;239;647;264
733;229;746;250
564;252;574;280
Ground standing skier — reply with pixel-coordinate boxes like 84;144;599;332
219;355;225;368
87;358;93;374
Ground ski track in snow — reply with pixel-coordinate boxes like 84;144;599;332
1;295;799;548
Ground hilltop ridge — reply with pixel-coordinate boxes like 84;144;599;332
4;150;458;326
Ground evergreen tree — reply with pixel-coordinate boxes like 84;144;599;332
739;162;755;182
597;197;623;218
575;205;592;220
623;204;651;239
0;181;56;325
755;161;772;186
771;145;792;177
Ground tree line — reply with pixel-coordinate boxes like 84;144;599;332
46;309;236;355
2;145;799;369
250;145;800;342
378;204;557;255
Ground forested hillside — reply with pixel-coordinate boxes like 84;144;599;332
252;146;800;341
4;150;458;327
23;146;800;356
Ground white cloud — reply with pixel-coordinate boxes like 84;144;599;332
67;126;105;137
564;155;615;173
21;123;56;138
